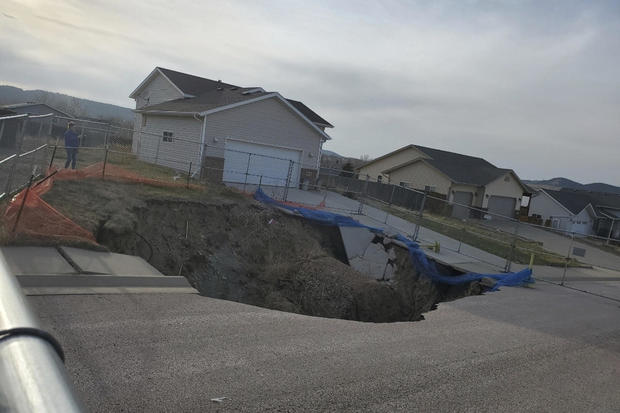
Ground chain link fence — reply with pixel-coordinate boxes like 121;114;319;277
2;113;619;301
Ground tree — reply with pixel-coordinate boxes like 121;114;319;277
340;161;355;178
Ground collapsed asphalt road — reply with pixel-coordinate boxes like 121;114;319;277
31;281;620;412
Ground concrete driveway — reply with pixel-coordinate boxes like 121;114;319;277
32;283;620;412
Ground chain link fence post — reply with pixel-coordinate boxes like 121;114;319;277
283;160;294;202
11;174;34;235
243;153;251;193
187;161;192;188
504;219;520;273
102;148;109;178
412;189;428;242
49;145;58;169
560;232;575;286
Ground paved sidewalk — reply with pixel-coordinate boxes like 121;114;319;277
0;246;195;295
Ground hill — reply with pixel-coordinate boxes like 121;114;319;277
524;177;620;195
0;85;133;123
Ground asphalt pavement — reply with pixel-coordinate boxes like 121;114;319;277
31;282;620;412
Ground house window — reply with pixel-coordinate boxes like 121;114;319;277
377;175;383;183
142;115;147;127
163;131;174;142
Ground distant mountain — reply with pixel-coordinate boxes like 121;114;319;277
0;85;133;123
322;149;343;157
524;177;620;195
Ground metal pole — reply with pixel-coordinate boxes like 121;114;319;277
388;184;396;205
259;175;263;191
11;175;34;234
560;232;575;286
187;161;192;188
504;220;519;273
243;154;251;193
0;118;6;146
102;148;108;178
412;189;428;242
49;145;57;170
283;160;294;202
0;255;83;412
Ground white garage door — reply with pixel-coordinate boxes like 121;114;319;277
223;140;301;187
487;196;516;219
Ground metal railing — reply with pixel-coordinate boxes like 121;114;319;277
0;255;83;412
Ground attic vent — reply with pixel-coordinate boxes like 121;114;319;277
242;88;263;95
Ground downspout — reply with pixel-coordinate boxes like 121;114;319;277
194;112;207;175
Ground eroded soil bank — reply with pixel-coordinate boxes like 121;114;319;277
41;179;482;322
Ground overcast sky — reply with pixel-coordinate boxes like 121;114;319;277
1;0;619;184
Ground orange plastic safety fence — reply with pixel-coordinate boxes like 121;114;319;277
3;162;204;245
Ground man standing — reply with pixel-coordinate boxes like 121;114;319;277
64;121;79;169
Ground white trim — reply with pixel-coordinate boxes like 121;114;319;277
129;67;186;99
133;109;197;117
225;137;304;158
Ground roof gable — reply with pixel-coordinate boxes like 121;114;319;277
382;144;510;186
131;67;332;131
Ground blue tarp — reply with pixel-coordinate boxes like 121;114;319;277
254;189;534;291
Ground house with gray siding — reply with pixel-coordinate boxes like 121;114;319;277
529;188;620;239
129;67;333;187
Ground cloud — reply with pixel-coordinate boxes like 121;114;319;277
0;0;619;184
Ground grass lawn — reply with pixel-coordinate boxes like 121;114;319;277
364;198;582;267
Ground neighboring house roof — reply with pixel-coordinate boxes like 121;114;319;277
542;188;620;218
357;144;418;170
0;102;73;118
381;144;522;188
132;67;333;128
544;190;594;215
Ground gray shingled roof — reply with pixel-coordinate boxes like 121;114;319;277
383;145;511;186
545;189;620;215
142;68;333;127
158;67;237;97
139;88;271;113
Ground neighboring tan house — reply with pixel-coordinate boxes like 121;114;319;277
529;188;620;238
129;67;333;187
358;144;529;219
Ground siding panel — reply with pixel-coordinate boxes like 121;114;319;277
203;97;323;171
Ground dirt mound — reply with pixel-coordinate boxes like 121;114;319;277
40;179;481;322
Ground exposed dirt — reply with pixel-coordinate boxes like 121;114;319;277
39;179;482;322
